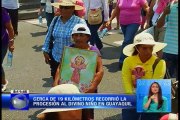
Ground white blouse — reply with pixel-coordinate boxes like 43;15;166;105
41;0;58;13
83;0;109;21
2;0;19;9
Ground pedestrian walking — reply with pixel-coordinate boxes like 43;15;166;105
38;0;58;30
145;0;170;58
156;0;178;80
2;0;19;36
106;0;150;70
157;2;178;113
42;0;86;81
121;32;167;120
83;0;109;51
1;7;15;92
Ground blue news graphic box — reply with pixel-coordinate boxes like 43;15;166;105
136;79;171;112
10;90;29;110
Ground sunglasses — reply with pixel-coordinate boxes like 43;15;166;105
59;6;73;9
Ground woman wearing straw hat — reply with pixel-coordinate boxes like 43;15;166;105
54;0;86;18
121;32;167;120
36;84;82;120
42;0;86;82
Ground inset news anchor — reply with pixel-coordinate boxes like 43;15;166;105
143;82;168;112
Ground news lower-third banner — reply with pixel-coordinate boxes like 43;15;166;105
2;93;136;110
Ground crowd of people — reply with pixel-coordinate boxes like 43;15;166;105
1;0;178;120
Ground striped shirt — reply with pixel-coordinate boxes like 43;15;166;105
163;3;178;55
42;15;86;62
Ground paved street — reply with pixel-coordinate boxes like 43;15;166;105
2;18;124;120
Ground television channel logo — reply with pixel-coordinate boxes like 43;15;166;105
10;90;29;110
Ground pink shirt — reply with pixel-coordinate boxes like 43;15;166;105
117;0;146;25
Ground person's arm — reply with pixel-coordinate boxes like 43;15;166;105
85;56;104;93
53;64;61;87
156;5;170;28
38;0;46;16
142;0;151;29
143;96;150;111
121;58;134;94
5;20;15;52
106;3;120;27
152;59;166;79
38;6;45;16
143;95;154;110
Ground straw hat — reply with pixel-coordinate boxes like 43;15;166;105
123;33;167;56
51;0;83;10
72;23;91;35
36;84;81;119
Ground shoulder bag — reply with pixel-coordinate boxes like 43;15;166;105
87;0;103;25
49;16;58;53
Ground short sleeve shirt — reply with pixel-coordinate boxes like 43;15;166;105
163;3;178;55
117;0;146;25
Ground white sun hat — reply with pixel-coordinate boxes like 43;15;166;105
51;0;83;10
72;23;91;35
36;84;81;119
123;33;167;56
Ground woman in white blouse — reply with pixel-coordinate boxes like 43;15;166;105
83;0;109;51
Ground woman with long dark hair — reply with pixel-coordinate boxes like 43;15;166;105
143;82;168;112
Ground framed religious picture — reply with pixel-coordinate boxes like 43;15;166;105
136;79;171;113
59;46;98;93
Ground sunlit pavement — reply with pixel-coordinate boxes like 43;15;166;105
2;18;124;120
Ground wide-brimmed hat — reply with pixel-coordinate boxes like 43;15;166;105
51;0;83;10
72;23;91;35
36;84;81;119
123;33;167;56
